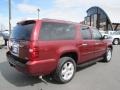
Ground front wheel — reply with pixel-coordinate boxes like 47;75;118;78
53;57;76;83
113;39;119;45
103;48;112;62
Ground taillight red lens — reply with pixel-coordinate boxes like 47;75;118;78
29;46;39;60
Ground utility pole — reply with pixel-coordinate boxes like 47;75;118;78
9;0;11;33
37;8;40;19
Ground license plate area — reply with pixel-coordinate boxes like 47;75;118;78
11;43;19;56
13;46;19;54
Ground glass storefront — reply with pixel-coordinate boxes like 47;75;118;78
84;7;113;31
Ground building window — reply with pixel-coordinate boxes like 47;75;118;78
91;15;94;27
93;14;97;27
107;19;113;31
99;18;107;31
85;16;91;26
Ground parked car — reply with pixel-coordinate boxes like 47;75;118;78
100;30;120;45
1;30;10;46
6;19;113;83
0;35;4;48
108;31;120;45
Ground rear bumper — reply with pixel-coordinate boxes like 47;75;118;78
6;51;57;76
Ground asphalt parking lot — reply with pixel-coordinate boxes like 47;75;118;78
0;46;120;90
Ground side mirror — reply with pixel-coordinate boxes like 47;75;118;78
103;35;108;39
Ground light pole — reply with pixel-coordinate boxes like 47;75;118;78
9;0;11;33
37;8;40;19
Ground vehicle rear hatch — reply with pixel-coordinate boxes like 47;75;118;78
9;20;36;60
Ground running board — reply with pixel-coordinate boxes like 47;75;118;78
77;57;103;68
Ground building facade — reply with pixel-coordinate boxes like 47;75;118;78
84;6;120;31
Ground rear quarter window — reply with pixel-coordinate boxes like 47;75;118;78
39;22;75;40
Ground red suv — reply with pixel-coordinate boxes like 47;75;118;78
7;19;113;83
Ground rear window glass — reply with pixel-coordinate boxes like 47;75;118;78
10;21;35;40
39;22;75;40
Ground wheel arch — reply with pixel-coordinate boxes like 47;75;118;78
108;45;113;51
59;51;79;64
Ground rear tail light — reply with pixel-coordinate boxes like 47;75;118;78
29;46;39;60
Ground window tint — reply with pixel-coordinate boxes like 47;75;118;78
39;22;75;40
92;28;102;40
80;26;92;40
10;21;35;40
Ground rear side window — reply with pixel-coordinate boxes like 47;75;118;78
80;26;92;40
39;22;75;40
10;20;35;40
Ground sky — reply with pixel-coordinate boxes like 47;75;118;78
0;0;120;29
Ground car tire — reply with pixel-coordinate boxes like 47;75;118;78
53;57;76;83
113;39;119;45
103;48;112;62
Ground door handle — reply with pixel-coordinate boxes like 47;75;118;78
95;43;100;45
82;43;88;46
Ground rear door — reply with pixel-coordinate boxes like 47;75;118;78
78;26;94;63
91;28;107;59
38;22;76;60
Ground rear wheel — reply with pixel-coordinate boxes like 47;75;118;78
113;39;119;45
53;57;76;83
103;48;112;62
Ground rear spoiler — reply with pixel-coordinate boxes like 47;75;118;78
17;20;36;25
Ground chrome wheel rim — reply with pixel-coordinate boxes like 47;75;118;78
107;49;112;61
114;39;119;45
61;62;74;81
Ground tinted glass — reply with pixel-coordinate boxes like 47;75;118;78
80;26;92;40
92;28;102;40
40;22;75;40
10;22;35;40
